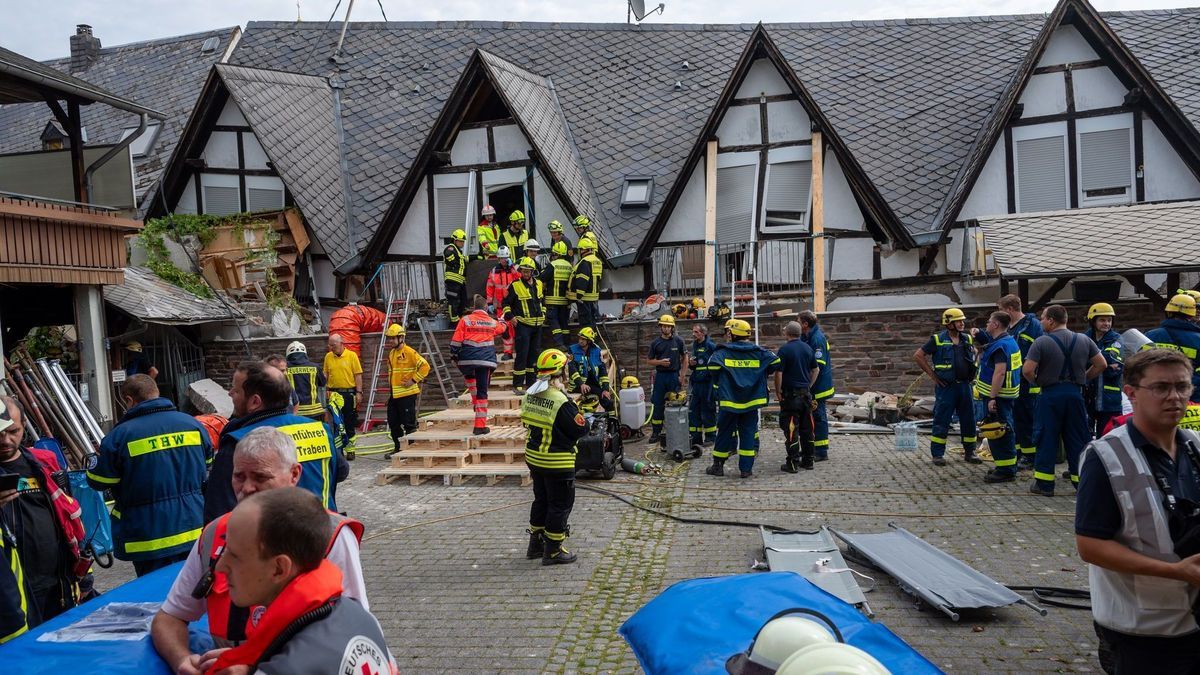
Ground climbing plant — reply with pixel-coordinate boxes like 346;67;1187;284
137;214;223;298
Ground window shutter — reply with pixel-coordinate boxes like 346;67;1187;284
716;164;756;244
246;187;284;212
766;161;811;213
203;185;241;216
436;187;468;240
1079;128;1131;192
1016;136;1067;213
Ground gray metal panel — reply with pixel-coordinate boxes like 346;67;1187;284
1015;136;1067;213
104;266;242;325
761;527;868;609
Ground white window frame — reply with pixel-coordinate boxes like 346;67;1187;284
761;145;813;234
1012;122;1069;213
432;172;472;246
1076;113;1135;207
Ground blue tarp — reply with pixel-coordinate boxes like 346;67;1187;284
1;562;213;672
619;572;942;675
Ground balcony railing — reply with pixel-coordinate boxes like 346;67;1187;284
650;239;811;301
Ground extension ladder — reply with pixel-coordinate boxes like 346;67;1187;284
415;316;455;409
360;289;411;432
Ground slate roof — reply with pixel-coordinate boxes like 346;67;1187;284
105;266;243;324
976;201;1200;278
0;28;238;210
227;10;1200;260
0;45;164;116
215;65;354;266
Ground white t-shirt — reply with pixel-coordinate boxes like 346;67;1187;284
161;526;369;622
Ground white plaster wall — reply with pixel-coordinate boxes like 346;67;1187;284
1019;72;1067;118
1037;25;1099;67
607;266;645;295
717;106;761;147
387;181;431;256
532;168;570;241
202;131;239;169
217;99;248;126
450;127;489;166
493;124;532;163
958;141;1008;220
659;162;706;243
1144;118;1200;201
312;258;336;298
823;150;866;232
241;132;271;171
766;101;810;143
828;293;954;311
1073;67;1127;111
879;247;921;279
174;176;197;214
736;59;790;98
828;238;874;281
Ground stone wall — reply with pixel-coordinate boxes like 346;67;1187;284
201;300;1165;403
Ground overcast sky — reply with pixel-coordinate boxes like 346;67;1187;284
4;0;1197;61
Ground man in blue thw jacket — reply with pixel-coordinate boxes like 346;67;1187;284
88;375;212;576
1143;294;1200;404
705;319;782;478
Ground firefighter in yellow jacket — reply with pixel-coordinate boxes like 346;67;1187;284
384;324;430;458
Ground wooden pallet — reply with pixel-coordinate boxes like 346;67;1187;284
453;391;522;410
469;447;526;465
400;430;475;451
375;463;531;487
389;449;471;469
473;426;526;449
422;408;522;431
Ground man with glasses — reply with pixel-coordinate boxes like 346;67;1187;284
1076;349;1200;673
1022;304;1108;496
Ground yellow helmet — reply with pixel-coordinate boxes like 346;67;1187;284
385;323;405;337
1178;289;1200;302
327;391;345;410
451;228;467;241
517;256;537;271
1167;294;1198;317
621;375;640;389
1087;302;1116;320
547;220;564;233
578;326;597;342
658;314;676;327
978;416;1009;440
942;307;966;325
573;215;591;228
509;210;525;223
551;241;569;256
691;297;705;310
578;237;597;251
728;318;752;337
125;341;143;353
535;348;568;376
672;303;689;318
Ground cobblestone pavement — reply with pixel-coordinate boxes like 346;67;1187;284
96;427;1099;674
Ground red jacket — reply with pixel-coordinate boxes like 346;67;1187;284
486;263;519;311
28;448;86;573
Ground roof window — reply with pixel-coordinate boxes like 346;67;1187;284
621;177;654;208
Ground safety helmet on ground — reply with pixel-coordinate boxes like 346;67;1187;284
524;239;540;250
551;241;569;256
547;220;564;233
621;375;640;389
285;341;307;356
496;246;512;261
978;415;1010;441
941;307;967;325
1167;293;1198;317
672;303;689;318
775;642;890;675
573;215;591;228
536;349;568;376
578;326;598;342
509;210;525;223
578;237;597;251
125;341;143;353
658;314;676;327
728;319;752;337
691;297;705;310
451;228;467;242
726;608;841;675
518;256;537;271
1087;302;1116;320
385;323;405;337
481;204;496;216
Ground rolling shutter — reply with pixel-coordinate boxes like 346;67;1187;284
1015;136;1067;213
246;187;284;213
435;187;468;240
203;185;240;216
765;161;811;213
1079;128;1132;194
716;164;756;244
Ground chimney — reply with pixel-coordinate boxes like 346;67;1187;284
69;24;101;72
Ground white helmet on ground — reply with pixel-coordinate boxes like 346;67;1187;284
776;643;891;675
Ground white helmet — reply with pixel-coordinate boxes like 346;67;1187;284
738;616;836;672
497;246;511;260
481;204;496;216
524;238;540;250
285;341;306;356
776;643;890;675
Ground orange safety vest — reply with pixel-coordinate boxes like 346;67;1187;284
201;510;363;645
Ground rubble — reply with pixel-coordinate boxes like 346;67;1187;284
187;378;234;417
831;391;936;427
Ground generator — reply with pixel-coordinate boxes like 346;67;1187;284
663;401;701;462
575;412;622;480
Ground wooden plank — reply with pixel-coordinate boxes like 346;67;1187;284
283;208;310;254
703;139;718;309
811;131;826;312
0;198;142;231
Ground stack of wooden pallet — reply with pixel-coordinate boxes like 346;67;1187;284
375;359;531;486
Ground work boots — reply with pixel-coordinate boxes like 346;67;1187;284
525;528;544;559
542;537;577;565
781;458;799;473
964;450;982;464
705;458;725;476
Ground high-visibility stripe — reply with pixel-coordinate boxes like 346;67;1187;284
712;450;731;459
994;457;1018;467
930;436;946;444
1017;446;1036;455
127;430;203;457
86;471;120;485
813;388;834;400
737;449;756;456
1033;471;1057;482
719;398;768;410
123;526;203;554
1104;385;1121;391
0;538;28;644
962;436;977;443
1028;387;1041;394
814;439;829;447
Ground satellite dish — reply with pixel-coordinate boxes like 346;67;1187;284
628;0;665;22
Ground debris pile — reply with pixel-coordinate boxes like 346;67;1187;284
830;392;935;429
2;348;103;468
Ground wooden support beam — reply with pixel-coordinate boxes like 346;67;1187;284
1126;274;1167;310
1000;277;1010;297
703;140;717;309
1018;279;1030;309
1030;277;1072;312
65;101;87;203
1167;272;1181;297
811;131;826;312
917;245;939;276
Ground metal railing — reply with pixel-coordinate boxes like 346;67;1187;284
650;239;811;300
378;261;441;303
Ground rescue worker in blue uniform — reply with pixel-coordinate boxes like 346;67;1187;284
568;327;613;412
915;308;979;466
687;323;718;445
1083;302;1124;438
997;294;1044;468
646;315;685;444
284;341;325;421
974;312;1022;483
88;374;212;576
203;361;347;523
705;319;781;478
1142;293;1200;403
774;321;818;473
799;311;834;461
